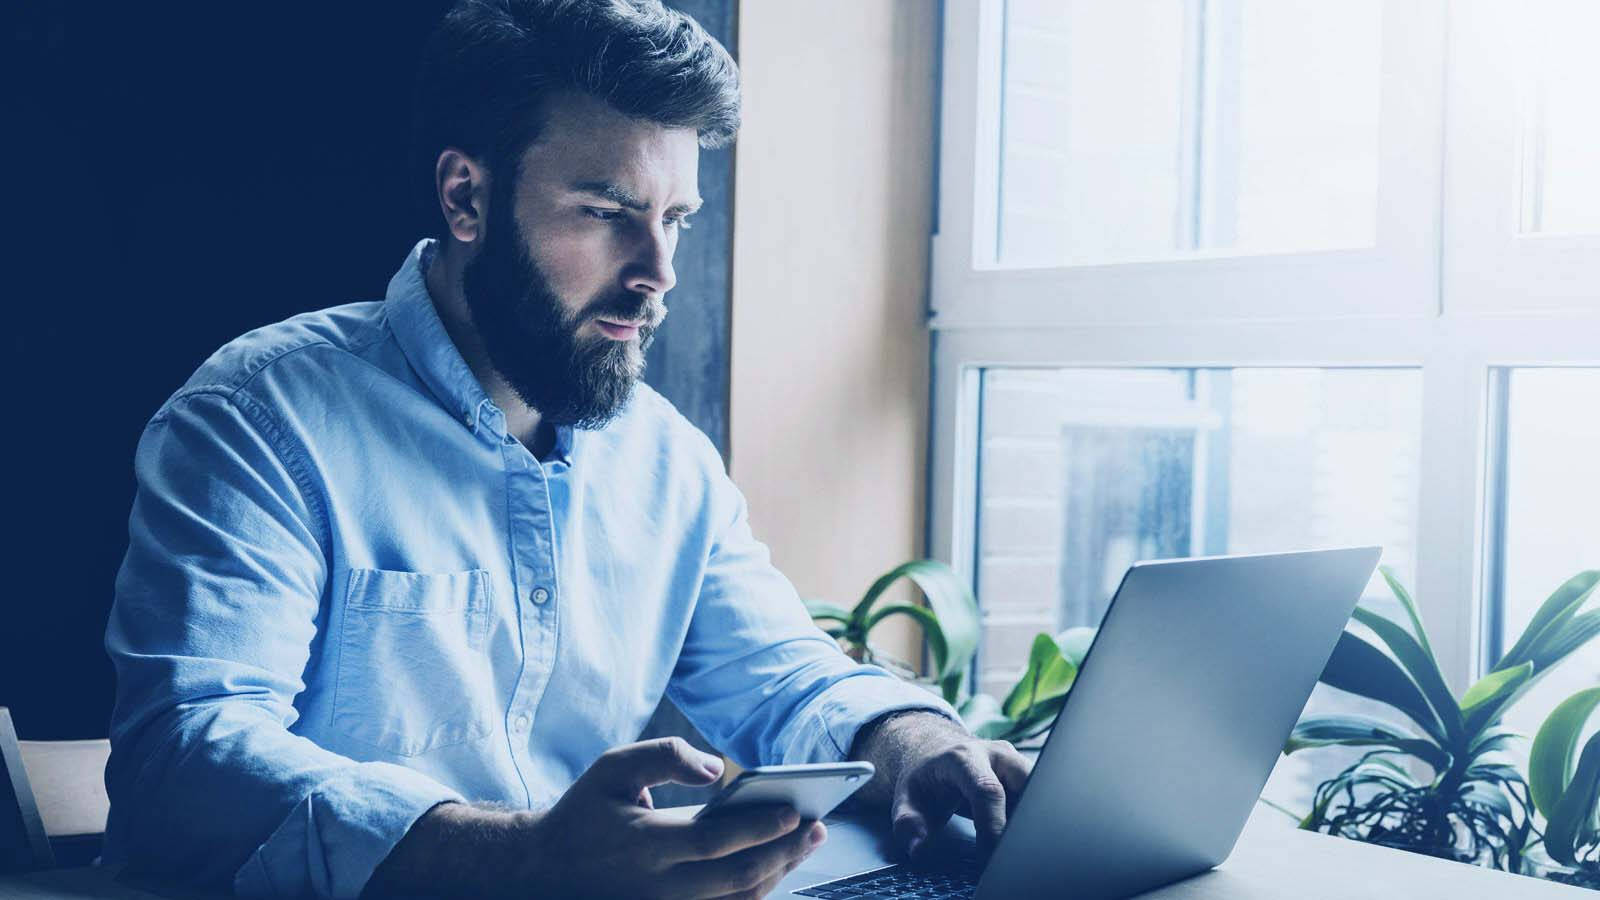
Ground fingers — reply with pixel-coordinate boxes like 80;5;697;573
670;820;826;900
891;786;935;859
989;741;1031;814
893;748;965;859
581;737;724;801
662;804;802;863
894;741;1021;858
707;842;812;900
953;758;1009;849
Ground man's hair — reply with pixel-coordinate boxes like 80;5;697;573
412;0;740;215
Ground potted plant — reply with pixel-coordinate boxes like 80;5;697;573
1284;568;1600;871
804;560;981;705
958;628;1095;746
1528;685;1600;887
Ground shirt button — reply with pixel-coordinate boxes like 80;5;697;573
531;587;550;605
513;713;531;733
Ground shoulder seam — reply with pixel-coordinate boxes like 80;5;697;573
148;389;334;556
228;389;334;555
173;305;392;407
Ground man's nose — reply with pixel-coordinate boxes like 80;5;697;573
623;223;677;297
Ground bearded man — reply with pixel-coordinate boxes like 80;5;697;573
103;1;1029;897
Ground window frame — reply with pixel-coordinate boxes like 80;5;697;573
927;0;1600;694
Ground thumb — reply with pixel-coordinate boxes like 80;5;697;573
891;786;931;859
581;737;724;801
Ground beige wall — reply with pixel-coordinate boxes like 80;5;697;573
730;1;939;663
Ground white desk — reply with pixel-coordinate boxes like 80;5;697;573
1136;809;1590;899
0;808;1590;898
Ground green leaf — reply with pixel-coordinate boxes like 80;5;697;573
1006;695;1068;742
1463;762;1523;786
804;601;854;623
1460;661;1535;736
856;560;980;689
1500;570;1600;671
1351;606;1460;741
1543;731;1600;867
1285;714;1451;772
804;600;859;643
1467;724;1522;761
938;673;964;706
863;602;948;675
1319;631;1448;743
1001;633;1078;720
1379;566;1435;663
1529;687;1600;819
1527;609;1600;679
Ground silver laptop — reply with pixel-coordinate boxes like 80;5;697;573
777;546;1381;899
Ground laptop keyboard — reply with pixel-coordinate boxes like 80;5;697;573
793;856;982;899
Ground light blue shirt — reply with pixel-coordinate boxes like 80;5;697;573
103;239;953;898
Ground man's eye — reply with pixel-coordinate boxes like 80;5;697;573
583;207;624;221
665;215;693;231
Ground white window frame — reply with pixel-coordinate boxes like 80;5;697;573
927;0;1600;694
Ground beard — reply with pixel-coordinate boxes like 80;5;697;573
459;186;662;430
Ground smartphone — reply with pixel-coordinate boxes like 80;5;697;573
693;761;876;821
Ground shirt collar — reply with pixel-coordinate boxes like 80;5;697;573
385;238;574;465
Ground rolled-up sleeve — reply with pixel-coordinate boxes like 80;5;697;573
666;473;959;768
104;390;460;898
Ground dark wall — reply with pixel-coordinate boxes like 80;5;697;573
643;0;736;458
0;2;735;741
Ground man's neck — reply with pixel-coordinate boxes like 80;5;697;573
424;242;545;447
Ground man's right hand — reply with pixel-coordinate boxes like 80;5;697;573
528;737;827;898
365;736;826;899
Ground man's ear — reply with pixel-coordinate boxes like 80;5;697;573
434;148;490;244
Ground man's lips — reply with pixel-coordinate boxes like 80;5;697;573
595;317;643;341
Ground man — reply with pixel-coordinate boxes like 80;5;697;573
104;1;1029;897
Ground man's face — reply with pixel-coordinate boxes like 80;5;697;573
460;92;701;429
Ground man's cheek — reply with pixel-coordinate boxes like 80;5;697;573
534;238;611;315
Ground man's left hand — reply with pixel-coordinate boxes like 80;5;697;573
850;711;1033;859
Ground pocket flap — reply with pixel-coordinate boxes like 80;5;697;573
345;567;490;613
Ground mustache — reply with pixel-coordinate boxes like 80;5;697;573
580;294;667;329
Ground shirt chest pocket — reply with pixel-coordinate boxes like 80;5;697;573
332;567;494;757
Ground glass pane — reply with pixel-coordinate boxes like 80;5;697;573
995;0;1382;267
1515;3;1600;235
1492;369;1600;740
975;367;1422;813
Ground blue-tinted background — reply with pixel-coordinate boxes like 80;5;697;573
0;1;736;742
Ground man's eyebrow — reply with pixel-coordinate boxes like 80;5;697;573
572;181;647;211
571;181;702;216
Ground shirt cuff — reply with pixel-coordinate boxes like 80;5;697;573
783;666;963;765
233;761;463;899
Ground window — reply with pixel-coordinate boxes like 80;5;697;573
996;0;1383;267
975;367;1421;697
1485;368;1600;739
1513;3;1600;236
930;0;1600;743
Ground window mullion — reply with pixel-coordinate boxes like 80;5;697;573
1413;347;1491;693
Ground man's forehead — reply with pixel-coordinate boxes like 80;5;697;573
516;92;700;205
